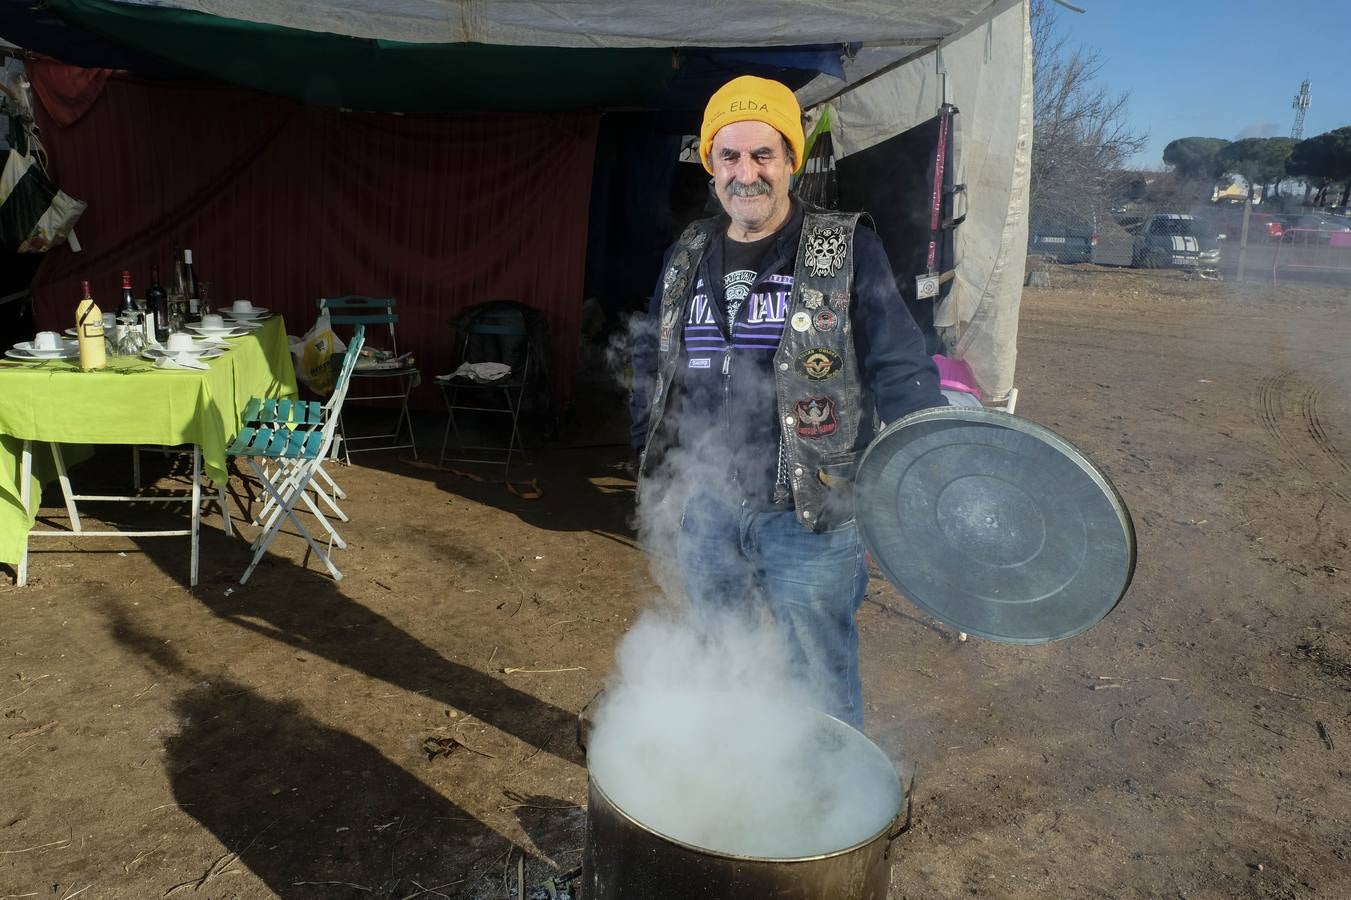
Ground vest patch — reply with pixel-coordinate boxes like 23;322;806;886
688;357;711;369
813;309;838;333
794;396;838;438
803;223;850;277
799;348;843;381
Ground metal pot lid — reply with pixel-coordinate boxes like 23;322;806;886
855;407;1135;644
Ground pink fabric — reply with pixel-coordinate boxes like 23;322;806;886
932;354;982;399
30;70;599;408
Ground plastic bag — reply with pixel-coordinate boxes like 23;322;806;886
289;312;346;395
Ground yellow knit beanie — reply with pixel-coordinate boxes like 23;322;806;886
699;75;805;175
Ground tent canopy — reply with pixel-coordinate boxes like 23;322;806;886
92;0;993;48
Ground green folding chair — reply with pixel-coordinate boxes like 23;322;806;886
227;326;365;583
318;296;419;462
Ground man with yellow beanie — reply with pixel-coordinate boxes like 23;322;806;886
629;75;945;728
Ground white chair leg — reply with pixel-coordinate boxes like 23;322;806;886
241;460;295;583
400;373;418;460
241;460;342;583
298;488;346;549
315;458;346;499
17;441;32;587
309;474;348;523
338;414;351;466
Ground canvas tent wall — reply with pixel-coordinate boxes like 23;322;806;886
5;0;1032;403
798;0;1031;401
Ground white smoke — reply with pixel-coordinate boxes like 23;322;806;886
587;609;901;859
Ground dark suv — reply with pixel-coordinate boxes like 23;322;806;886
1029;214;1098;264
1133;214;1222;274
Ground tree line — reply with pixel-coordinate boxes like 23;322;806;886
1163;130;1351;208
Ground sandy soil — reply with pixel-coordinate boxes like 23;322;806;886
2;264;1349;899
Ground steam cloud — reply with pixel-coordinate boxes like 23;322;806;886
587;609;900;857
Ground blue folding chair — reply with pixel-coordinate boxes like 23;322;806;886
228;327;365;583
236;347;349;529
318;296;419;463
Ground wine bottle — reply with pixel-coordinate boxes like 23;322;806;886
146;266;170;344
182;249;198;316
119;270;137;320
76;280;107;371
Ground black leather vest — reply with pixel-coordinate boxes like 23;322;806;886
641;210;864;532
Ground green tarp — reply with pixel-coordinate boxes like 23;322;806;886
48;0;692;112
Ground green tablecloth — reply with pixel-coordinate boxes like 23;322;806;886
0;316;298;565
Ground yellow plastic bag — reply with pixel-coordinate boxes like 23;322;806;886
289;312;346;396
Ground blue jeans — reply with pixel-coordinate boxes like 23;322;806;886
676;493;869;728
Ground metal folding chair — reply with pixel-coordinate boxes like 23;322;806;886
227;327;365;583
436;305;535;477
234;389;346;530
318;296;419;462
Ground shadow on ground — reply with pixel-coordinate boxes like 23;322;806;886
106;608;517;899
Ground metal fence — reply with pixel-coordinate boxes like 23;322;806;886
1271;228;1351;284
1027;193;1351;285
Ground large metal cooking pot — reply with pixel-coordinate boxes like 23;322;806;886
581;712;910;900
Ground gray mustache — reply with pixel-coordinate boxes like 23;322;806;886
728;179;771;197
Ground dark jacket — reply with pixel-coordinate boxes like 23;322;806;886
630;196;943;524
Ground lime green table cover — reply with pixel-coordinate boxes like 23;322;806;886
0;316;298;565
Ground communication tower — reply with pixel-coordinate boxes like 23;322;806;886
1291;80;1311;140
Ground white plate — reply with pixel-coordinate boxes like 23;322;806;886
13;340;78;358
6;349;77;361
187;324;253;338
142;346;226;360
219;306;270;319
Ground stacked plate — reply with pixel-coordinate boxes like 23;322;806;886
7;337;79;361
141;336;227;361
219;302;272;322
187;321;256;339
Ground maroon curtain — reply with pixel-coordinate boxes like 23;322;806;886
28;65;598;408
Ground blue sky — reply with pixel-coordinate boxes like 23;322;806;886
1061;1;1350;169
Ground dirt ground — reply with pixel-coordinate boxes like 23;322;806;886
2;264;1349;899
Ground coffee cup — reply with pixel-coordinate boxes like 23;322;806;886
167;332;195;352
202;313;226;329
231;299;255;314
34;331;61;351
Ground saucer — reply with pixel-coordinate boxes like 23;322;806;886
13;340;79;358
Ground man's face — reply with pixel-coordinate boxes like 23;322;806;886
710;120;794;238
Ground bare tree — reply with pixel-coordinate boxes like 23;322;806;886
1030;0;1147;219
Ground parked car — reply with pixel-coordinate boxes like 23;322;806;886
1214;211;1284;242
1132;214;1222;274
1028;214;1098;263
1280;214;1351;240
